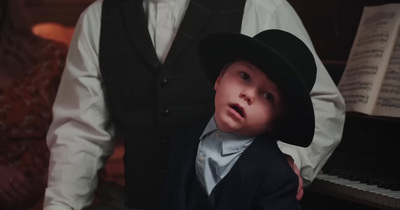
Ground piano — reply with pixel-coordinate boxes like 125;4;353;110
301;112;400;210
290;0;400;208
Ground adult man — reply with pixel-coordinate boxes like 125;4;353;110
44;0;345;209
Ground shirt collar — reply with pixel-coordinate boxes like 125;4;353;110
200;116;255;155
200;116;219;139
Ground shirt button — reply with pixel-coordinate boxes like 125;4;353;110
161;108;169;117
199;156;205;162
215;132;221;138
160;78;168;87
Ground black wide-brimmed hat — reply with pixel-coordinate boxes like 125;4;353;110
198;29;316;147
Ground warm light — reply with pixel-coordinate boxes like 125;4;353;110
32;22;74;46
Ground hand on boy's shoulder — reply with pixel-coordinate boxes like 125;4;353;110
285;155;304;201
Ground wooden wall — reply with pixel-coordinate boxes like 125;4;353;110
291;0;400;61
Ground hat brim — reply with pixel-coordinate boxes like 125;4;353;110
198;31;315;147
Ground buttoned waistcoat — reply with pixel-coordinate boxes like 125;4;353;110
99;0;246;208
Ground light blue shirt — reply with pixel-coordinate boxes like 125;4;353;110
195;116;255;195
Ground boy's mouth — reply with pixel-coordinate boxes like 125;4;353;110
230;104;245;118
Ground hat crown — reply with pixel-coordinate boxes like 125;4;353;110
252;30;316;92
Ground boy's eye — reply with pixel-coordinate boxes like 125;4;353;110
240;72;250;80
263;92;275;102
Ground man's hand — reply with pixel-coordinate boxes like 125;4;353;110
285;155;304;201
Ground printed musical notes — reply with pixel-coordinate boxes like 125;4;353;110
338;3;400;118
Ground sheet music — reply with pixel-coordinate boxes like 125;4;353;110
375;32;400;116
338;4;400;116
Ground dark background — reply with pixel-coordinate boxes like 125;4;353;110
25;0;400;83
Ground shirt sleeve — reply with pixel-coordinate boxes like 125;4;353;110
44;1;116;209
241;0;346;185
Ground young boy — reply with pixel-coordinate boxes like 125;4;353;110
160;29;317;210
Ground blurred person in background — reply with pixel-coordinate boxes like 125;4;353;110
0;0;68;209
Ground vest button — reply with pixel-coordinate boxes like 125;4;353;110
153;62;160;69
161;108;169;117
160;78;168;87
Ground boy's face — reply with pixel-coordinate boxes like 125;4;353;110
214;60;284;137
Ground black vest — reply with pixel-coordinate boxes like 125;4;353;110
99;0;245;209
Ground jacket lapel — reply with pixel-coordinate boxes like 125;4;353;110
121;0;161;68
211;134;280;189
234;135;280;179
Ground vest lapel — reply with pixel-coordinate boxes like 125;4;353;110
213;135;279;190
165;0;219;63
121;0;161;68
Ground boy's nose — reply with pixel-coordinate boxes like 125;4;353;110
240;89;255;105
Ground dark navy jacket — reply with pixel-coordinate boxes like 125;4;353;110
160;121;302;210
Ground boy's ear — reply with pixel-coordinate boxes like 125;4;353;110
214;75;222;91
